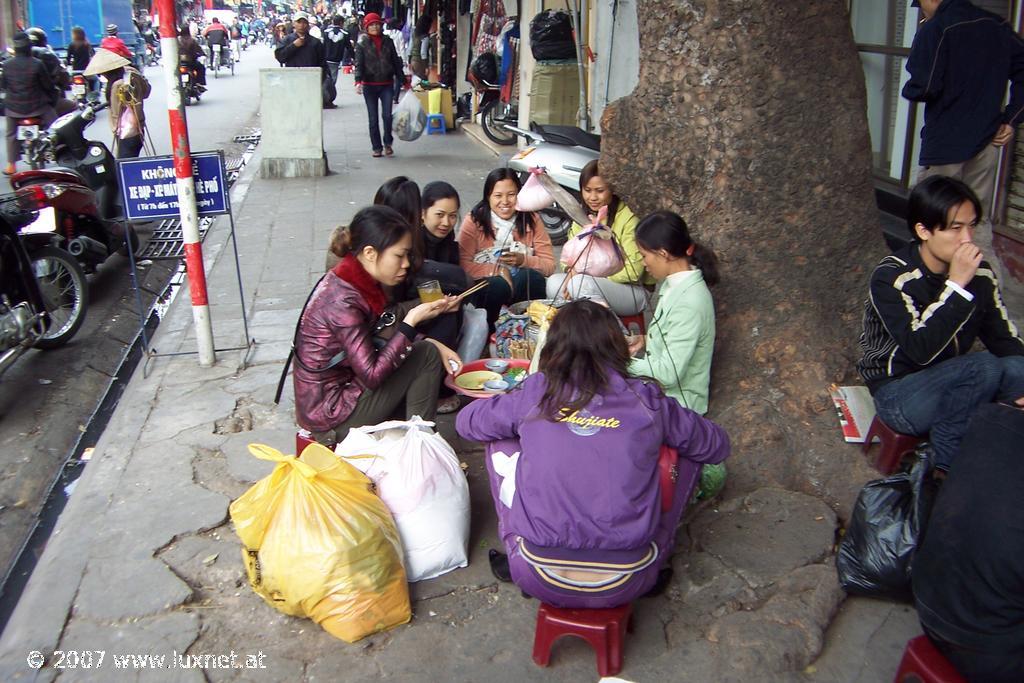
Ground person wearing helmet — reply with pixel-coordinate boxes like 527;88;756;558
85;48;151;158
1;32;57;175
26;27;74;114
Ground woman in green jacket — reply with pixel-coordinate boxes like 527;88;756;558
628;210;720;416
545;160;653;315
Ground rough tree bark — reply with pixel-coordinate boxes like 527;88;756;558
602;1;882;515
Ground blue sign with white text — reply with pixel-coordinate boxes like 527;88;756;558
116;152;229;221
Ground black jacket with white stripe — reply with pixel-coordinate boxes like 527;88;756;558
857;243;1024;393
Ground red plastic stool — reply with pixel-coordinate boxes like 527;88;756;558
296;430;334;455
342;64;353;74
894;636;966;683
862;415;925;475
619;313;646;335
532;602;632;676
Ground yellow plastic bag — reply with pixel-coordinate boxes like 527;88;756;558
229;443;411;642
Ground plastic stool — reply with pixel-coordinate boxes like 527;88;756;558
619;313;646;335
426;113;447;135
296;430;334;455
532;603;632;676
894;636;966;683
862;415;925;475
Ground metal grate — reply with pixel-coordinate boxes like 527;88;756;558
138;217;214;259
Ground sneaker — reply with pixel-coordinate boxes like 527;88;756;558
437;395;461;414
2;163;14;176
372;149;383;158
489;549;512;583
324;102;338;109
384;145;394;156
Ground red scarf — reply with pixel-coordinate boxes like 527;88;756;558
370;34;383;51
333;254;387;317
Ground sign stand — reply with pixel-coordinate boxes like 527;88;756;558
115;151;255;376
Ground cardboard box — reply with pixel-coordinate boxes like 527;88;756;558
529;63;580;126
413;87;454;130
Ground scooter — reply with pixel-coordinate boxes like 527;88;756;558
178;58;202;106
14;116;47;170
0;191;89;377
506;123;600;246
9;103;137;273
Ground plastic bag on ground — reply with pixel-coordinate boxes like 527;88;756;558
457;303;488;363
229;443;411;642
392;90;427;142
836;453;934;601
515;168;555;212
336;418;471;582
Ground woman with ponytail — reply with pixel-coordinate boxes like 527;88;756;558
294;206;460;444
629;210;720;415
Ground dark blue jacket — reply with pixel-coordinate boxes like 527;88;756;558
903;0;1024;165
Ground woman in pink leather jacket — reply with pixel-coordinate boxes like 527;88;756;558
293;206;461;443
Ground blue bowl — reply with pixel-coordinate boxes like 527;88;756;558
483;379;510;392
484;359;510;373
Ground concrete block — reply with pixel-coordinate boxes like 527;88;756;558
260;68;326;178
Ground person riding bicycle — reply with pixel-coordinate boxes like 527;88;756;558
202;18;231;67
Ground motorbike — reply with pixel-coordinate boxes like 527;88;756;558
506;123;601;246
0;192;89;377
8;103;138;274
178;59;202;106
475;78;518;147
14;116;47;170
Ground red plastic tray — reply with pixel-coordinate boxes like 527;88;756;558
445;358;531;399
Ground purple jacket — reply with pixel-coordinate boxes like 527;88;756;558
456;372;730;551
293;272;414;433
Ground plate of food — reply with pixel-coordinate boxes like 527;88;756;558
447;359;532;399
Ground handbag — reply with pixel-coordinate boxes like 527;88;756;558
117;104;140;139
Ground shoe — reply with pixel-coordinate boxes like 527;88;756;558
324;102;337;109
489;549;512;583
196;85;207;92
372;149;383;158
384;146;394;156
3;163;14;176
436;395;461;414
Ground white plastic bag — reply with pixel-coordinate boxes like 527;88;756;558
335;418;470;582
457;304;488;363
392;91;427;142
515;168;555;212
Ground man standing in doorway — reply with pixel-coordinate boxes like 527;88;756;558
903;0;1024;289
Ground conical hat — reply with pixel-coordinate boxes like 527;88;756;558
83;47;130;76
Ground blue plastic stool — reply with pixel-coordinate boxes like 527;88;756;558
426;113;447;135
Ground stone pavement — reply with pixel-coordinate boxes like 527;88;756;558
0;78;922;682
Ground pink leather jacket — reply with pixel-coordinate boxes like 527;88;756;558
293;272;414;433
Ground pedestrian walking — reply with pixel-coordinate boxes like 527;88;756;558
322;15;349;109
85;48;151;159
353;12;404;157
904;0;1024;284
1;32;57;175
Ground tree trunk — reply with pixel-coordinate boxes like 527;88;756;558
601;1;882;516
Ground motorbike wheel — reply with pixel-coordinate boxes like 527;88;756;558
31;246;89;349
480;100;517;146
538;207;571;246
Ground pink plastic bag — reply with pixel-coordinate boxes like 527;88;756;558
515;168;554;212
559;206;624;277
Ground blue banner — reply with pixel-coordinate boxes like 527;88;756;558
116;152;229;221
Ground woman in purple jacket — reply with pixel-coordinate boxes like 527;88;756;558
294;206;461;444
456;300;730;608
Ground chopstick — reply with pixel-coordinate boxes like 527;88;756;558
457;280;489;301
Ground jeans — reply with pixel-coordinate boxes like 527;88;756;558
362;83;394;152
324;61;340;104
872;352;1024;470
469;268;548;326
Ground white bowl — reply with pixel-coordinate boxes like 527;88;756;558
484;359;509;373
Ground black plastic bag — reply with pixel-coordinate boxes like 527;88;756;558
836;454;933;601
470;52;498;86
529;10;576;61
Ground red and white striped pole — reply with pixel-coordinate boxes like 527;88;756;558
157;0;215;366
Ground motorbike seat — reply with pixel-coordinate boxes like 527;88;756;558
531;124;601;151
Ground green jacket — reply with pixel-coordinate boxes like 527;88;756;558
629;269;715;414
568;203;654;286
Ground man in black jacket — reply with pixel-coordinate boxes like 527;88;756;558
904;0;1024;290
857;175;1024;471
322;15;348;108
1;33;56;175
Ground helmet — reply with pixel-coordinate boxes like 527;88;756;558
26;27;48;47
106;23;119;36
